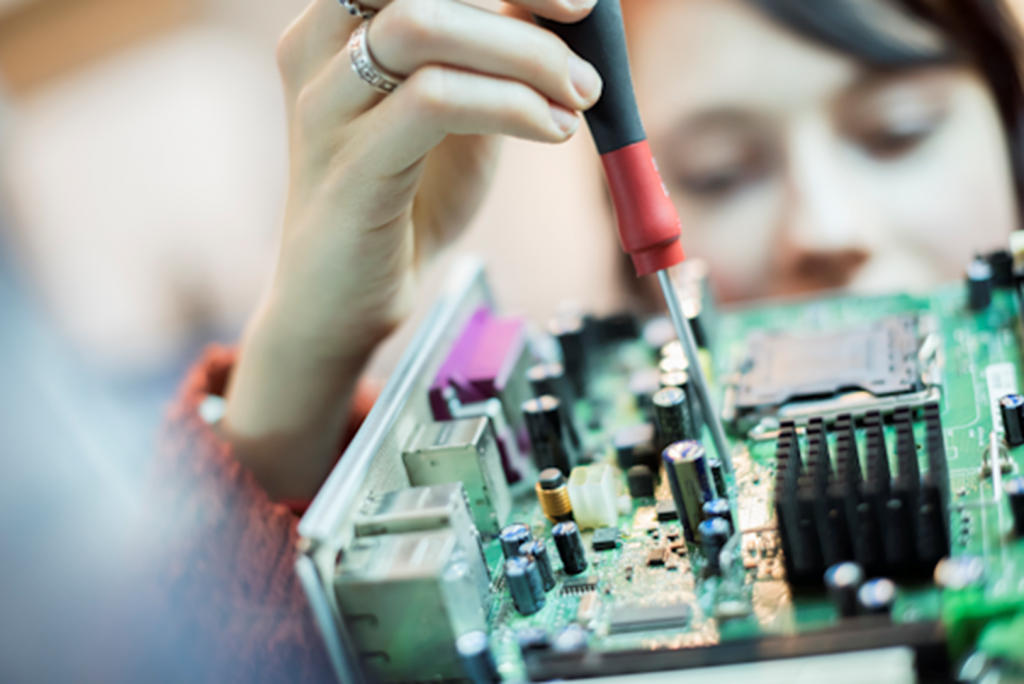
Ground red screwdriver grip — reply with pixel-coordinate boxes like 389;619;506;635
602;141;685;276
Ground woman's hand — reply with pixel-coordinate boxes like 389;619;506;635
224;0;602;501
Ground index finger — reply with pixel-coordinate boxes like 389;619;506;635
502;0;597;24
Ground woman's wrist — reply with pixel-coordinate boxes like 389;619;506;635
222;295;383;501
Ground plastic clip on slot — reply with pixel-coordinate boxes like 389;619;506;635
536;0;732;476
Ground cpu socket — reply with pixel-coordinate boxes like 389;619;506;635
724;315;941;436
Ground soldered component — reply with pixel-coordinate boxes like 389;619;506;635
663;440;713;543
656;499;678;522
567;464;618;529
403;417;512;535
560;575;598;595
934;556;985;590
519;540;556;592
629;368;662;412
523;396;578;476
702;498;734;535
628;465;655;498
1000;394;1024;447
334;531;486;682
506;556;546;616
592;527;619;552
552;521;588;576
527;362;582;450
500;523;532;560
1006;477;1024;536
824;562;864;618
653;387;694;451
646;546;668;566
549;313;589;397
614;423;657;470
698;518;730;576
857;578;897;616
456;632;500;684
575;592;601;625
608;602;691;634
966;256;994;311
354;483;491;605
535;468;574;523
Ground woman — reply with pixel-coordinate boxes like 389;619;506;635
153;0;1022;680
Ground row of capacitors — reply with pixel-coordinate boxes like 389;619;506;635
498;521;587;616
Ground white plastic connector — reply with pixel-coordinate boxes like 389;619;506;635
567;464;618;530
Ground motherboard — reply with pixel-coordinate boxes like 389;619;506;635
317;251;1024;684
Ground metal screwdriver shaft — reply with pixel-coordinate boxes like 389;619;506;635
658;271;733;475
537;0;732;475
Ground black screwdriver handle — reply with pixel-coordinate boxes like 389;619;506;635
536;0;684;276
536;0;646;155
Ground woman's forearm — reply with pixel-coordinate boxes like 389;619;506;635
222;300;376;502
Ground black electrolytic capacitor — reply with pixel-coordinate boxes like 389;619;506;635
698;517;731;576
825;562;865;618
500;523;532;560
708;457;726;499
628;464;655;498
523;396;576;475
987;249;1014;288
653;387;694;451
552;521;588;575
967;257;994;311
457;631;501;684
857;578;897;616
702;498;734;535
1001;394;1024;447
1006;477;1024;537
505;556;546;616
527;363;582;449
519;540;556;592
549;314;589;397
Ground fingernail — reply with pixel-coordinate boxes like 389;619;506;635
569;54;602;104
566;0;598;10
550;104;580;135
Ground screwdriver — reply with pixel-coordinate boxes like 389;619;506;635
537;0;733;478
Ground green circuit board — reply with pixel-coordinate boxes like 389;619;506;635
483;285;1024;680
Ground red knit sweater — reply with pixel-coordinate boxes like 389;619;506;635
146;346;375;683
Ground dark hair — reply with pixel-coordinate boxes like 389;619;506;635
748;0;1024;224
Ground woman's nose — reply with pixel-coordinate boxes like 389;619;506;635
772;116;873;293
782;116;870;251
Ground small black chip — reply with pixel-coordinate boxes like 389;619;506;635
561;576;599;595
593;527;619;551
656;500;678;522
646;547;667;566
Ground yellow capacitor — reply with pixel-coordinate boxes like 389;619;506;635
536;468;573;522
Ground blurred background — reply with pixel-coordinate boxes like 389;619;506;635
4;0;1024;680
0;2;625;679
0;0;622;425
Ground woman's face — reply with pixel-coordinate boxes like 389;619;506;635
625;0;1018;302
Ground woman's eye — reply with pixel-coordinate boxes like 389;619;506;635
840;72;952;162
670;145;772;201
676;166;755;199
853;118;940;160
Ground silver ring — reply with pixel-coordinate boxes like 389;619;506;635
339;0;375;19
349;20;404;94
